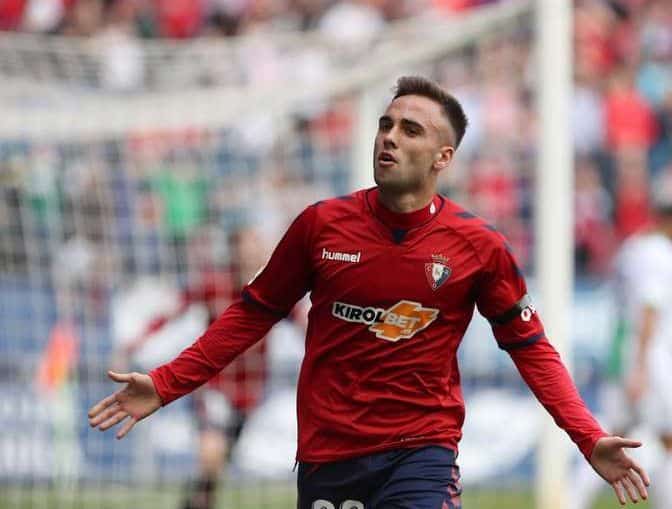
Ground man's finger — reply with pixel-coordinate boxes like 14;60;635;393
108;371;134;384
621;476;639;504
612;480;627;505
99;411;129;431
116;417;137;440
627;469;648;500
89;401;120;427
88;393;118;419
615;437;642;449
629;459;651;486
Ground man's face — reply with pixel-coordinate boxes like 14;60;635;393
373;94;454;193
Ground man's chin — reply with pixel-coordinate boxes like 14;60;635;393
374;166;398;185
374;176;411;193
373;171;394;188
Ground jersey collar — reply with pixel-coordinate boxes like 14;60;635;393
367;188;443;230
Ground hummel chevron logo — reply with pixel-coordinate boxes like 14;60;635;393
322;248;361;263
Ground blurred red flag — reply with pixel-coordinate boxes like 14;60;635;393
36;321;79;394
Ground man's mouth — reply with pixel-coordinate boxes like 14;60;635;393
378;152;397;166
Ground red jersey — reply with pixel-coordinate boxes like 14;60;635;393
150;188;606;463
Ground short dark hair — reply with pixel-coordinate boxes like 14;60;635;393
393;75;468;148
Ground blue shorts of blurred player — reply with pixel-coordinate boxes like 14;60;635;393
297;446;462;509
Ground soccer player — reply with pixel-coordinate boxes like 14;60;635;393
89;76;650;508
113;226;270;509
576;187;672;509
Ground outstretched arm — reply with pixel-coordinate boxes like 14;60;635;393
89;205;317;437
474;234;650;505
88;297;281;438
508;339;650;505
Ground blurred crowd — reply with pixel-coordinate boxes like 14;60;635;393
444;0;672;275
0;0;498;38
1;0;671;283
0;123;348;331
570;0;672;275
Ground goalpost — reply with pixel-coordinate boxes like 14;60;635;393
0;1;578;507
535;2;574;509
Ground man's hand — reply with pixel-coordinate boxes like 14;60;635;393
590;436;650;505
88;371;162;439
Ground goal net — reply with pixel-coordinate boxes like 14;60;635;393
0;2;588;508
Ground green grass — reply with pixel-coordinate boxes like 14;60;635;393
0;485;649;509
463;489;649;509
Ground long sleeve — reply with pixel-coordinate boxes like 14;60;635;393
149;299;282;405
149;204;317;405
475;236;607;460
508;338;607;460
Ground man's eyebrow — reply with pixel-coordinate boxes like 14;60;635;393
400;118;425;131
378;115;426;133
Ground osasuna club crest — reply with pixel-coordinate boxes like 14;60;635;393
425;254;451;291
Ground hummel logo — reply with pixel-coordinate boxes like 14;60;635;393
322;248;361;263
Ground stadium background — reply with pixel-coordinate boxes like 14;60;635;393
0;0;671;507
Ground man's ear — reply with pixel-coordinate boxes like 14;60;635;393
433;146;455;171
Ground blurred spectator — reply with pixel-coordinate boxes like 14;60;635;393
648;88;672;173
574;0;620;81
475;37;529;148
0;0;26;29
637;1;672;108
431;0;494;14
574;157;614;275
96;0;144;91
202;0;250;35
154;0;203;38
572;78;605;155
604;67;658;151
150;150;209;275
111;224;273;509
440;59;483;158
22;0;65;32
613;148;652;239
466;153;520;226
317;0;385;46
59;0;104;36
637;48;672;111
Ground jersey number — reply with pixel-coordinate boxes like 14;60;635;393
312;500;364;509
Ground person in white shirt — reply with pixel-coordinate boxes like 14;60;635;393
576;184;672;509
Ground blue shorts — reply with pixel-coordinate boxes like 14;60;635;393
297;446;462;509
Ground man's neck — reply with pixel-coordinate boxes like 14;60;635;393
377;188;435;214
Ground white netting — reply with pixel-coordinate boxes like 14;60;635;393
0;0;531;139
0;2;530;94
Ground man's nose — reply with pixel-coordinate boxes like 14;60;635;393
383;128;398;149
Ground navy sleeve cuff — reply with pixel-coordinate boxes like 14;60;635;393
497;332;545;351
